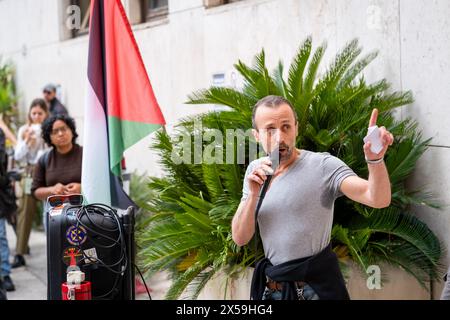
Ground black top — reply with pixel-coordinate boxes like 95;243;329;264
250;243;350;300
0;128;17;219
49;98;69;116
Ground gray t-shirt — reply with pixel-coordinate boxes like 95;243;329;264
241;150;356;265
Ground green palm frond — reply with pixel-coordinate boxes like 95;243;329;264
151;130;208;196
139;218;187;242
391;188;441;210
349;208;441;272
332;225;372;269
175;206;214;233
320;39;361;93
234;49;280;99
186;269;217;300
179;111;251;132
202;164;224;201
140;235;206;276
300;41;326;104
387;137;430;185
221;164;243;199
208;198;239;223
234;59;261;90
167;265;204;300
179;193;213;212
374;90;414;112
272;61;288;98
337;51;378;90
186;87;255;115
129;172;155;217
367;240;442;288
287;36;312;101
166;250;218;300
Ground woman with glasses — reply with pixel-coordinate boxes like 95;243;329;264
11;99;49;268
31;115;83;228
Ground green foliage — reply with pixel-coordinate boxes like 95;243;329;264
129;171;156;212
137;38;442;299
0;59;18;116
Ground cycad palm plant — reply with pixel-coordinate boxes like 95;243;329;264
137;37;442;299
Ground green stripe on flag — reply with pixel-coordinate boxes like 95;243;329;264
108;116;162;176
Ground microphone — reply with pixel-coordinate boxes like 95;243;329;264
258;146;280;200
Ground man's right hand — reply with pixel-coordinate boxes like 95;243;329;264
233;159;273;246
247;159;274;196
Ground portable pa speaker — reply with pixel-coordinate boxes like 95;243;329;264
46;195;135;300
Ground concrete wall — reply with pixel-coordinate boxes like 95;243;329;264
1;0;449;298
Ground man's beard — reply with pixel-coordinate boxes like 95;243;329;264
278;142;294;162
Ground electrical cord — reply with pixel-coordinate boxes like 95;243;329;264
73;203;128;299
77;209;127;273
76;206;127;257
133;262;152;300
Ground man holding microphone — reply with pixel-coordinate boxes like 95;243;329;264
232;95;394;300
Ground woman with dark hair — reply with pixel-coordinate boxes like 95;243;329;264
12;98;49;268
31;114;83;207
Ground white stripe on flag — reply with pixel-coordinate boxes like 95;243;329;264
82;80;111;206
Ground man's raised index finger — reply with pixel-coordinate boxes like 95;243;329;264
369;108;378;127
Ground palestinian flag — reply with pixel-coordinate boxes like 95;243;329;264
82;0;165;209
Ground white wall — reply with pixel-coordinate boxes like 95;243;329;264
1;0;449;298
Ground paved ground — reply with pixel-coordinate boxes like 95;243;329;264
4;223;170;300
5;223;47;300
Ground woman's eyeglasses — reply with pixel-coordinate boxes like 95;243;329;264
50;126;69;136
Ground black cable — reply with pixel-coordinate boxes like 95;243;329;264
75;207;126;267
71;203;129;299
79;206;121;243
84;206;118;232
76;206;125;253
81;255;126;274
83;204;121;232
253;149;279;264
253;174;272;264
76;205;125;254
133;263;152;300
77;205;127;269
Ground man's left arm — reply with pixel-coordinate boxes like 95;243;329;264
340;109;394;209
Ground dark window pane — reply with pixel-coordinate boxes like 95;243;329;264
143;0;168;21
148;0;168;10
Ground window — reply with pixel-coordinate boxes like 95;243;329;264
204;0;242;8
141;0;168;22
71;0;91;38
